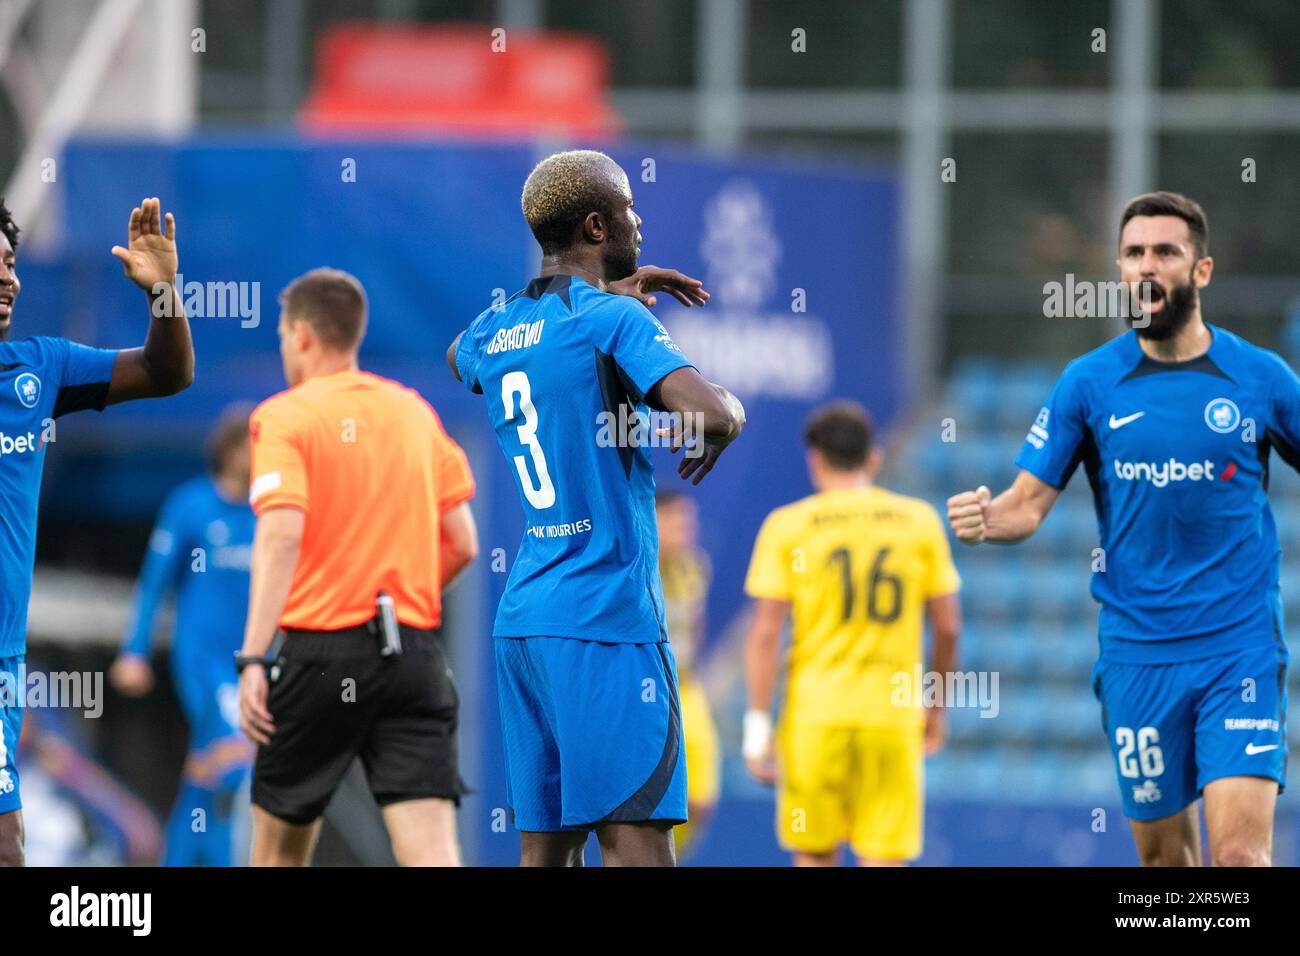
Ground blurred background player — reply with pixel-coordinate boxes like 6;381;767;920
743;401;962;866
655;490;720;859
241;268;478;867
0;196;193;866
449;149;744;866
110;404;256;866
948;193;1293;867
17;703;162;867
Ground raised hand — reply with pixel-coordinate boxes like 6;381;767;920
111;197;178;292
607;265;709;308
947;485;991;544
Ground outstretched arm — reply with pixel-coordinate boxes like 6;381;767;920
105;198;194;404
947;469;1061;545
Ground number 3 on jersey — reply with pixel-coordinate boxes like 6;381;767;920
502;370;556;509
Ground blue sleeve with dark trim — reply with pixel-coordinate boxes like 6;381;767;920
1014;363;1090;489
602;298;694;404
50;337;117;417
1265;350;1300;472
454;318;488;395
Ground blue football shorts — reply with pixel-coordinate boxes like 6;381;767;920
1092;640;1288;820
494;636;687;832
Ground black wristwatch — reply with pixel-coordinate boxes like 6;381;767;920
235;653;267;674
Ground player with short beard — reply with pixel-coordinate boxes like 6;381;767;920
948;192;1294;867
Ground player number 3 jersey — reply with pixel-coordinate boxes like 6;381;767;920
455;275;693;644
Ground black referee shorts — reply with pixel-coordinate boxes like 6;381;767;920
252;625;466;826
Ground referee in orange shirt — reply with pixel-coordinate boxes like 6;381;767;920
237;268;478;867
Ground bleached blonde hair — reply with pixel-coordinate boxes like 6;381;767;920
521;150;628;252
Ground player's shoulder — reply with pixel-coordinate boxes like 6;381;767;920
1210;324;1293;379
574;279;655;327
167;474;217;509
461;276;586;346
250;383;301;422
1061;332;1136;380
362;371;442;422
0;334;67;370
250;382;324;437
1037;333;1136;407
156;475;214;525
463;298;508;338
764;492;825;528
871;485;944;524
175;473;215;497
354;367;417;397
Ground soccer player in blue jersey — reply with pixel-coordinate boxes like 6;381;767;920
0;196;194;866
111;405;255;866
447;150;745;866
948;192;1291;866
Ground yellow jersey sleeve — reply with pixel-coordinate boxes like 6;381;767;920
744;508;793;600
921;504;962;598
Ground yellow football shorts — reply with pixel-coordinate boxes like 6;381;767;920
776;720;923;861
679;677;720;808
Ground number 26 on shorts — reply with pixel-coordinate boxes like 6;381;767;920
1115;725;1164;778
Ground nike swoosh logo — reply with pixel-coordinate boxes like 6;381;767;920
1245;743;1279;755
1108;411;1145;429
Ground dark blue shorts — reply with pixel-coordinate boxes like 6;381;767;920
0;655;23;815
494;636;687;832
1092;641;1288;820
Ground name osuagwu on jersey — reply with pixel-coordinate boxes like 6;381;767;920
486;319;545;355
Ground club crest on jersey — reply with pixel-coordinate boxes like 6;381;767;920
1132;779;1162;804
13;372;40;409
1204;397;1240;434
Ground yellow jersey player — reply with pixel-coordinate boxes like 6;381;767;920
742;401;962;866
655;490;720;858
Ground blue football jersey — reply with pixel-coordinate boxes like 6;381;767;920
456;274;693;643
1016;325;1300;663
122;476;254;687
0;336;117;658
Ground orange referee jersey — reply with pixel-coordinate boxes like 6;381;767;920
248;369;474;631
